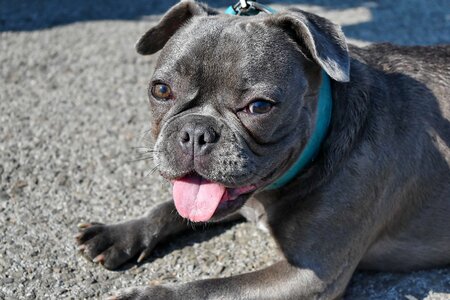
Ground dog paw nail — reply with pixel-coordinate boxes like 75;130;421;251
93;254;105;264
77;223;91;229
137;250;150;263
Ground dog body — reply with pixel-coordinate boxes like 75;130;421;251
343;44;450;271
77;1;450;299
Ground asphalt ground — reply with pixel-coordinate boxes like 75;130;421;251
1;0;449;299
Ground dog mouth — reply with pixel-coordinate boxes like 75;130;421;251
172;173;256;222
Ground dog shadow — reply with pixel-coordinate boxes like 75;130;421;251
115;219;242;271
346;268;450;299
2;0;449;46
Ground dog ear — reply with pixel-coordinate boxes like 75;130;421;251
266;9;350;82
136;1;218;55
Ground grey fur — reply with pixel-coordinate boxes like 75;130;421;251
76;1;450;299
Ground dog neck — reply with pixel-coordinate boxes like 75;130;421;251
265;70;332;190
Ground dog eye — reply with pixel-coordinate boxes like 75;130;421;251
246;100;273;114
151;83;172;100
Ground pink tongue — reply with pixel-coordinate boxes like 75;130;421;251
173;175;226;222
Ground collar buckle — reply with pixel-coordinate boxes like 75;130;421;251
227;1;276;16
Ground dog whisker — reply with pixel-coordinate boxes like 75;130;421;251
144;165;161;177
127;156;155;163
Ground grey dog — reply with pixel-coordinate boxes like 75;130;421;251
76;1;450;299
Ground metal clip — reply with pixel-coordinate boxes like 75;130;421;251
229;1;276;16
240;0;249;9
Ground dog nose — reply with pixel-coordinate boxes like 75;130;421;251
179;123;219;156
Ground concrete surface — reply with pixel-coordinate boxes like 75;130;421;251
0;0;449;299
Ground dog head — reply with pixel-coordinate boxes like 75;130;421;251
136;0;349;222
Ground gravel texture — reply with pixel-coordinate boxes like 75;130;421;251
1;0;449;299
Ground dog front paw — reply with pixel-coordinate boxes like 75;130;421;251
107;285;177;300
75;218;156;269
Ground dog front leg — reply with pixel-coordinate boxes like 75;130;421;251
109;259;347;300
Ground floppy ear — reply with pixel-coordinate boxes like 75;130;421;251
136;0;218;55
266;9;350;82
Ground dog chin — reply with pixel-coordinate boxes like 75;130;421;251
208;192;254;222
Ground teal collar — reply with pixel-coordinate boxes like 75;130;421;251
225;2;333;190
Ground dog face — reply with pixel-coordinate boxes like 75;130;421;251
137;1;349;222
